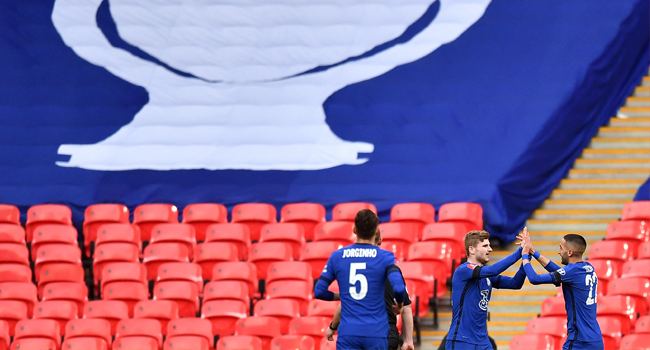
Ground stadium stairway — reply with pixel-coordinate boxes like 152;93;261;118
419;72;650;350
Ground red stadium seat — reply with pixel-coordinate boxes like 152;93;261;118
287;316;329;350
390;203;435;240
93;243;140;286
83;301;129;336
254;299;301;334
306;300;339;318
33;244;82;282
0;301;27;337
234;316;281;349
622;260;650;279
65;319;112;348
33;301;77;336
153;281;199;318
320;336;337;350
399;262;433;318
0;243;28;266
149;224;196;260
620;333;650;350
280;203;326;242
0;282;38;318
115;319;162;350
211;262;258;298
621;201;650;221
193;242;238;281
166;318;214;349
94;224;141;258
14;319;61;348
266;280;312;316
62;337;107;350
266;261;312;286
259;223;305;260
133;204;179;243
218;335;263;350
142;243;190;281
636;315;650;333
588;240;633;273
231;203;277;242
0;224;25;244
313;222;354;247
111;337;158;350
100;262;147;299
40;282;88;318
607;220;648;259
378;222;419;262
598;316;623;349
597;296;637;335
525;317;566;346
301;242;341;280
587;259;619;294
540;296;565;318
163;336;209;350
438;202;484;232
26;204;72;243
408;241;455;287
0;265;31;283
37;264;85;298
201;300;247;337
0;205;20;226
641;242;650;260
103;282;148;317
10;338;58;350
204;224;250;260
271;335;315;350
249;242;293;280
608;277;650;316
509;334;556;350
422;222;473;259
156;263;202;297
133;300;179;335
181;203;228;242
331;202;377;222
203;281;250;313
83;204;130;257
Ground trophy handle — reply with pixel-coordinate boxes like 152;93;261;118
52;0;184;88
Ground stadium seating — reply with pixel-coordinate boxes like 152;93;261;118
211;262;258;298
10;338;58;350
83;300;130;335
287;316;329;350
270;335;315;350
635;315;650;333
259;223;305;261
133;204;179;243
204;223;251;260
115;319;163;350
0;301;27;337
254;299;301;334
149;223;197;260
163;335;209;350
313;221;355;247
621;259;650;279
0;224;25;244
619;333;650;350
331;202;377;222
587;259;618;294
193;242;238;281
103;282;149;317
83;204;130;257
421;222;468;259
234;316;281;349
37;263;85;298
39;282;88;318
0;322;7;350
301;241;341;280
100;262;148;299
62;337;108;350
588;240;633;272
0;205;20;226
540;296;565;318
390;203;435;240
166;318;214;349
598;316;623;349
33;244;82;283
0;282;38;318
93;243;140;286
607;220;648;259
597;295;637;335
266;261;312;286
181;203;228;242
156;262;203;297
111;337;158;350
640;242;650;260
133;300;179;335
30;224;78;258
306;300;339;318
408;241;458;279
201;300;247;337
438;202;484;232
399;262;434;318
26;204;72;243
142;243;191;281
14;319;61;348
231;203;277;242
509;334;556;350
0;264;31;283
203;281;251;313
621;200;650;221
608;277;650;316
378;222;419;262
153;281;199;317
93;224;141;258
249;242;293;280
218;335;263;350
32;301;77;336
525;316;567;348
266;280;312;316
280;203;326;242
65;319;112;349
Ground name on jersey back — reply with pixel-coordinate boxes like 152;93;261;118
343;248;378;258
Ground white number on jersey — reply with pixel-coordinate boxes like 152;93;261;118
585;272;598;305
349;263;368;300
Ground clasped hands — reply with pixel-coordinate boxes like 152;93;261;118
516;226;536;257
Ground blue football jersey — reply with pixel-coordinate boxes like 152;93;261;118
317;243;404;337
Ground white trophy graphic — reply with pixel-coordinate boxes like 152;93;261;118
52;0;491;171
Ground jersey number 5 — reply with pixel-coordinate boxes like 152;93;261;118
349;263;368;300
585;272;598;305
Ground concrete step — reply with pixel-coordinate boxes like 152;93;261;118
618;106;650;118
580;148;650;159
531;209;620;220
514;231;606;245
557;179;645;190
567;168;649;180
573;158;650;169
634;86;650;97
609;117;650;127
541;199;627;210
625;97;650;107
491;290;557;302
549;188;636;200
596;126;650;138
526;220;611;232
588;137;650;149
641;76;650;87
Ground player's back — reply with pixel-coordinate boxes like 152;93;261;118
329;243;396;337
559;261;602;343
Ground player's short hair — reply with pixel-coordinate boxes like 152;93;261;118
465;230;490;256
355;209;379;240
563;233;587;256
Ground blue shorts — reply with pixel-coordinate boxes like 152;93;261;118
337;335;388;350
445;340;492;350
563;339;604;350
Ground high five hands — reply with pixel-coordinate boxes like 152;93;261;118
516;226;535;257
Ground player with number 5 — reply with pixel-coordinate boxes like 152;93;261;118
314;209;406;350
519;227;604;350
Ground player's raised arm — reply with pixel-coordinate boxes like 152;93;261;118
490;263;526;289
521;237;562;286
314;255;340;301
517;227;561;271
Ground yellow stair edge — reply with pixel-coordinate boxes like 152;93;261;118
551;189;636;194
532;240;598;245
527;219;612;224
530;231;605;236
598;126;650;132
490;301;542;306
560;179;645;184
575;158;649;163
533;209;621;214
491;290;557;296
428;341;514;347
422;331;526;336
582;148;650;153
569;169;649;173
544;199;629;204
433;312;539;318
619;107;650;112
590;137;650;142
491;250;556;256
